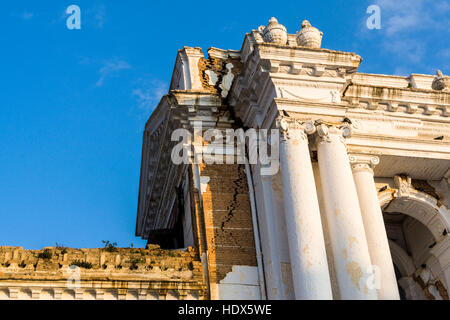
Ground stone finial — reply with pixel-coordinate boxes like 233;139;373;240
259;17;288;45
432;70;450;91
296;19;323;48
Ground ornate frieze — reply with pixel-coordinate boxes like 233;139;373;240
342;83;450;118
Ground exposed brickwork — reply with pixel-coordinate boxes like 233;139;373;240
197;54;243;96
411;179;441;200
192;163;257;285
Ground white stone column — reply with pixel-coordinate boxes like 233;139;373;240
316;124;377;299
253;164;284;299
350;154;400;300
277;117;333;300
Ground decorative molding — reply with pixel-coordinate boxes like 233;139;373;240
342;83;450;118
277;87;341;103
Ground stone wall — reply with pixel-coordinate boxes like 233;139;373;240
0;245;205;300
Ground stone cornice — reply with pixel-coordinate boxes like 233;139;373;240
343;83;450;118
241;31;362;66
230;36;362;131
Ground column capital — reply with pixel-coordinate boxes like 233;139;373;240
315;123;352;145
275;115;315;142
349;154;380;173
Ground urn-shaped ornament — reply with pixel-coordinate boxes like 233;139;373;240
432;70;450;92
296;20;323;48
259;17;287;45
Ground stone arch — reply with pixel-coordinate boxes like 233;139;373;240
388;240;415;277
379;187;450;241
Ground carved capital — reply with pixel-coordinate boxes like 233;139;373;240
276;116;314;142
349;154;380;174
315;123;352;145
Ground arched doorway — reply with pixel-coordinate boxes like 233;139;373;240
379;176;450;300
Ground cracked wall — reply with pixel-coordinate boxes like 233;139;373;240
190;162;259;299
197;48;242;98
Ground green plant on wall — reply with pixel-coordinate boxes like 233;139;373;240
102;240;118;252
128;256;144;270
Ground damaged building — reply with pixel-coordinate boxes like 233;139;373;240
136;17;450;300
1;17;450;300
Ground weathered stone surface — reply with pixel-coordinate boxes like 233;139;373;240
0;246;205;300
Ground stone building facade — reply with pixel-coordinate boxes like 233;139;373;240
1;18;450;300
136;18;450;300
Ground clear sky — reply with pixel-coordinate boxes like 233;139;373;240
0;1;448;249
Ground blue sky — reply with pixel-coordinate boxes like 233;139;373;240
0;1;448;249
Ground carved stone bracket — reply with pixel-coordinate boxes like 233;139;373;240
394;174;413;197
